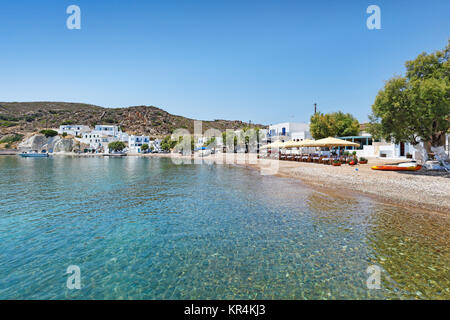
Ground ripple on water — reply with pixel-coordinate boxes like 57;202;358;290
0;156;448;299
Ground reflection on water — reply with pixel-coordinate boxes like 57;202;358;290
0;156;448;299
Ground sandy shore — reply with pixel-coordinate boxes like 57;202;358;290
138;152;450;214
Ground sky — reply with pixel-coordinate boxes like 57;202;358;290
0;0;449;125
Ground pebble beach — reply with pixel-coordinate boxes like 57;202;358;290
140;153;450;214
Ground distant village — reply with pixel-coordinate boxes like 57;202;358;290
40;121;449;161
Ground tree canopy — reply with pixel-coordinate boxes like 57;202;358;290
108;141;126;152
309;112;360;140
160;135;178;151
368;41;449;147
40;129;58;138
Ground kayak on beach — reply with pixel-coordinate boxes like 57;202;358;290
371;162;422;171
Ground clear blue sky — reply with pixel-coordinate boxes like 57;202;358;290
0;0;448;125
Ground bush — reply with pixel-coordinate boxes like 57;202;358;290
61;120;74;125
0;120;18;127
62;132;68;137
0;115;19;121
141;144;149;152
360;157;367;162
0;134;24;144
40;129;58;138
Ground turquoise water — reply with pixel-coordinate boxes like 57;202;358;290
0;156;448;299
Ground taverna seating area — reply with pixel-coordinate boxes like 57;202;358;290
260;137;362;165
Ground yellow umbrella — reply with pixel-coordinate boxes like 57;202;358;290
260;140;287;149
311;137;359;148
281;140;297;148
284;139;314;148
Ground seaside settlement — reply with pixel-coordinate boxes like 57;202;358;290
10;121;447;160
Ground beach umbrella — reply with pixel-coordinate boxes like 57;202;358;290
260;140;287;149
283;140;301;148
283;139;317;148
309;137;359;148
281;140;299;148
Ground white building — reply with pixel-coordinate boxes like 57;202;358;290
128;135;150;153
78;132;118;152
151;139;162;152
94;125;129;142
268;122;311;142
94;125;120;136
337;133;434;160
57;125;90;137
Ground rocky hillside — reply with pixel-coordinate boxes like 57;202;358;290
0;102;266;144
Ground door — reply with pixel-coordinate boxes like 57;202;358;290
400;142;405;157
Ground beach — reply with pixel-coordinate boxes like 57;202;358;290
2;155;449;299
13;151;450;214
138;153;450;214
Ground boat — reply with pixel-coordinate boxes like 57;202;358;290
103;152;127;157
371;161;422;171
20;151;49;158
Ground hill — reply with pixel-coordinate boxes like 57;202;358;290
0;102;266;140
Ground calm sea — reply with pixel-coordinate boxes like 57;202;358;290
0;156;448;299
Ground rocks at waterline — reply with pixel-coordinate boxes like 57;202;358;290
18;134;75;153
53;138;74;152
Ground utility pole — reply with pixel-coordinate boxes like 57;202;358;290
314;103;317;114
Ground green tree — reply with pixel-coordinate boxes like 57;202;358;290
203;137;216;147
141;144;149;152
160;135;179;151
40;129;58;138
368;41;449;148
221;131;238;152
310;112;360;140
108;141;126;152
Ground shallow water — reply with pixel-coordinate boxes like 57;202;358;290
0;156;448;299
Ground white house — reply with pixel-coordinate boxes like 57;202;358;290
57;125;90;137
151;139;162;152
78;132;118;152
336;133;432;160
128;135;150;153
268;122;311;142
94;125;129;142
94;125;120;136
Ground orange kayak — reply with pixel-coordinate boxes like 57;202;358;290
371;165;422;171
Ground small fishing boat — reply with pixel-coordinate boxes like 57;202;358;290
20;151;49;158
371;162;422;171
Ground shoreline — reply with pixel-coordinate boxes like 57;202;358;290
138;152;450;214
6;151;450;214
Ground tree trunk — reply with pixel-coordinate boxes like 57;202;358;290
413;143;428;164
